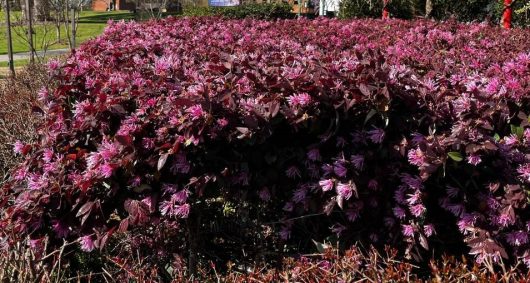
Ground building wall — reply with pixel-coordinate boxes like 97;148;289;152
92;0;137;11
92;0;109;11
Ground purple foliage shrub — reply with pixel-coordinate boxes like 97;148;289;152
2;17;530;269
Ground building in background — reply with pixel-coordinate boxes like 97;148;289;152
318;0;339;16
208;0;238;6
92;0;135;11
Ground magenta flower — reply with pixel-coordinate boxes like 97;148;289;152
292;187;307;203
336;182;355;200
506;231;528;246
423;224;435;237
173;190;189;204
467;154;481;166
319;179;334;192
13;141;24;155
485;78;500;95
402;224;415;237
517;163;530;182
142;138;155;150
86;153;102;170
504;134;519;146
406;191;421;205
279;226;291;240
99;140;120;160
37;88;49;102
79;235;95;252
333;161;348;177
43;161;59;174
497;213;514;228
154;56;171;75
99;163;116;178
52;220;69;238
259;187;271;201
321;164;334;176
186;104;205;120
46;59;60;71
401;174;423;190
409;204;426;217
217;118;229;127
367;127;385;144
457;214;477;233
350;154;364;170
42;149;54;163
13;167;28;181
410;133;425;145
393;206;406;219
283;66;304;80
287;93;311;107
407;148;425;166
307;148;321;161
175;204;190;218
394;186;407;204
346;208;360;222
453;95;472;115
27;174;47;190
446;203;465;217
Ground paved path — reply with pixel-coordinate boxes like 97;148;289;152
0;49;71;62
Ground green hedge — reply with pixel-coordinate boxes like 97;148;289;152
339;0;416;20
182;3;294;19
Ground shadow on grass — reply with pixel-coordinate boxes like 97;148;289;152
78;11;182;24
78;12;137;24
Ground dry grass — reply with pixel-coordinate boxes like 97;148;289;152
0;64;48;182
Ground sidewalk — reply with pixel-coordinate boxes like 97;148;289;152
0;49;71;62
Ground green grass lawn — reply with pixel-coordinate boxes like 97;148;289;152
0;59;30;68
0;11;134;55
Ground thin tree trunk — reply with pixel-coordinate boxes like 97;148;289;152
70;7;76;49
187;209;201;276
25;0;35;64
4;0;16;77
425;0;432;18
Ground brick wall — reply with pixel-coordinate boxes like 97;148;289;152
92;0;109;11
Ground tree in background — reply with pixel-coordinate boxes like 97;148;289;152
340;0;530;27
425;0;432;17
339;0;414;19
34;0;51;20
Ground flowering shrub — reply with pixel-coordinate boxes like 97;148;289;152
2;17;530;272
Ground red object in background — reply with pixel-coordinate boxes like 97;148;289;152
503;0;513;29
382;0;389;19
